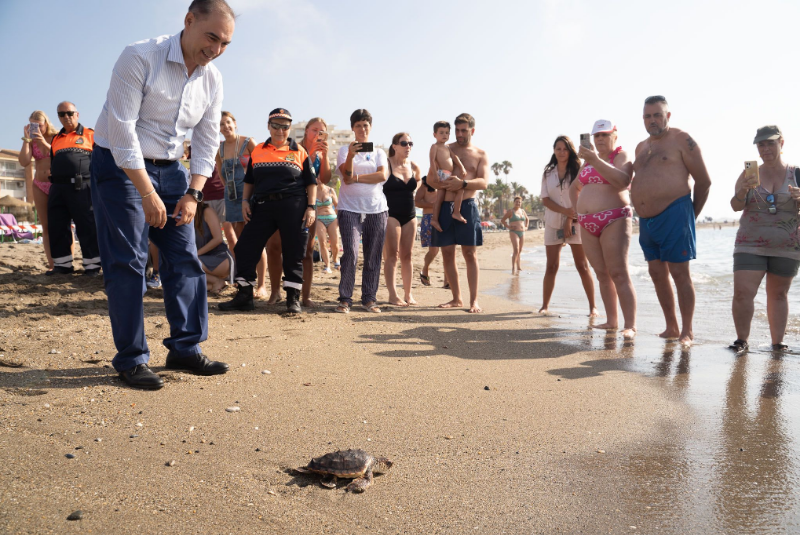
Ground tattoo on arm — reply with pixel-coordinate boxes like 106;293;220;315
686;136;697;151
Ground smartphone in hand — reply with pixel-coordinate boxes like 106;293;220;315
580;133;591;149
744;161;759;186
29;123;40;136
356;142;374;153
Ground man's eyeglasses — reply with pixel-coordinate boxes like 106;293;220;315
57;111;76;118
268;122;291;131
398;141;414;147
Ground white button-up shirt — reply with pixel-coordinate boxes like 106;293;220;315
94;32;223;178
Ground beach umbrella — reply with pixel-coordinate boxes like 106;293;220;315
0;195;31;207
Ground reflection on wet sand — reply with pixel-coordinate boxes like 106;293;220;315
715;353;799;533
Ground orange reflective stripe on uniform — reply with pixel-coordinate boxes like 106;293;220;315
51;125;94;156
249;140;308;169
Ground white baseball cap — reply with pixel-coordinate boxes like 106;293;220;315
591;120;616;135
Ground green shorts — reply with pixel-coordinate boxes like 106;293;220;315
733;253;800;278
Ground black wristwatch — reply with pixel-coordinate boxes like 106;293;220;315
461;179;468;189
186;188;204;202
307;204;316;210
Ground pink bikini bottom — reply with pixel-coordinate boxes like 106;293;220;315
578;206;632;237
33;179;51;195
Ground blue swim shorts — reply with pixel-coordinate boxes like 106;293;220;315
420;213;433;247
639;194;696;263
432;198;483;247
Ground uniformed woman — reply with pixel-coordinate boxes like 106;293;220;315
219;108;317;313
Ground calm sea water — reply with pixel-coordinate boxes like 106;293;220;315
489;226;800;532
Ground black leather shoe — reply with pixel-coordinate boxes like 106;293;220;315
219;285;254;311
46;266;74;276
119;364;164;390
286;287;301;314
165;351;229;376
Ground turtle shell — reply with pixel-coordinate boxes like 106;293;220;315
306;449;373;478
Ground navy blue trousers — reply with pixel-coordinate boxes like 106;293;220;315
91;146;208;372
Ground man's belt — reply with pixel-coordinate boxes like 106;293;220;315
146;159;178;166
50;175;89;185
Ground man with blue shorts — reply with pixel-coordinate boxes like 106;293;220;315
632;95;712;345
430;113;489;313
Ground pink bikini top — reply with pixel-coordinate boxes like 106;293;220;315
31;141;48;161
578;146;622;186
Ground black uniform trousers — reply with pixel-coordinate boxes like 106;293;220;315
233;195;308;290
48;181;101;270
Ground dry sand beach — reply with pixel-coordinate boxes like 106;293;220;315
0;231;752;533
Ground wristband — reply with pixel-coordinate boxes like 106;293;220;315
22;137;31;143
734;190;746;202
141;188;156;199
307;204;315;210
355;174;359;183
461;179;468;189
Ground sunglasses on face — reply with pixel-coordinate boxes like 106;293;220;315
398;141;413;147
58;111;76;117
269;122;291;131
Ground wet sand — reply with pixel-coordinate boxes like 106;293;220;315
2;230;791;533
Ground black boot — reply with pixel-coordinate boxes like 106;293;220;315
219;284;254;311
286;287;301;314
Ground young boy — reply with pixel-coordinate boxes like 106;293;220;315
429;121;467;232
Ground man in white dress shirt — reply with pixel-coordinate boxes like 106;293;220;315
91;0;235;389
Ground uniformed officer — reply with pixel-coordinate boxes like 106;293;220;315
219;108;317;314
47;101;100;276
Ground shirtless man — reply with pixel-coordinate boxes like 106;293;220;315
430;113;489;313
631;95;711;344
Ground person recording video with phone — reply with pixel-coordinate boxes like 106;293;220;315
539;135;597;317
569;120;637;339
335;108;389;314
729;125;800;353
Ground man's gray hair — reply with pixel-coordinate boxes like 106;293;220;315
189;0;236;20
57;101;77;110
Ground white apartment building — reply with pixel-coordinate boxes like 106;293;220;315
0;149;28;201
290;121;355;178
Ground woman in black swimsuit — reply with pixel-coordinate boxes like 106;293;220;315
383;132;421;306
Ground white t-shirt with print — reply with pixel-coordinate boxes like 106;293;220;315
336;145;388;214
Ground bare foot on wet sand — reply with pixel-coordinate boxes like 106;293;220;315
679;331;694;346
589;308;600;318
469;301;483;313
254;287;270;300
405;296;417;305
302;299;316;308
438;299;463;309
592;322;618;330
659;327;680;339
538;307;550;315
388;297;409;307
265;291;281;304
621;328;636;340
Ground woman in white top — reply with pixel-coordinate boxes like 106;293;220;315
540;135;598;316
335;109;389;313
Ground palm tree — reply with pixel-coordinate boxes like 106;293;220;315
501;161;513;184
491;162;503;182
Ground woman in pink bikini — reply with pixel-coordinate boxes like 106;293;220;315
569;120;637;338
18;110;61;269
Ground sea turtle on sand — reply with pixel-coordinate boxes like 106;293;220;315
293;449;393;492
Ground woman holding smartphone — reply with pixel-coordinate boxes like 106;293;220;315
569;120;636;338
383;132;422;306
335;109;389;313
500;196;529;274
729;125;800;352
539;135;598;316
18;110;60;270
265;117;332;307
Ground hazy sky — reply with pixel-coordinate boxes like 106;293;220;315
2;0;798;219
